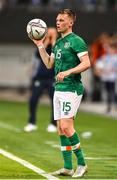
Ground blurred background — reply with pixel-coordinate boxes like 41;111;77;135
0;0;117;116
0;1;117;179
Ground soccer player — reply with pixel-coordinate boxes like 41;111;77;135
94;38;117;113
31;9;91;177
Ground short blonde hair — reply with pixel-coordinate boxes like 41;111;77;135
58;9;76;23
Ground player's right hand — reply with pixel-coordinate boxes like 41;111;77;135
32;36;46;47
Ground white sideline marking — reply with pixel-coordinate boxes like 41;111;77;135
0;121;21;133
85;157;117;160
0;148;59;180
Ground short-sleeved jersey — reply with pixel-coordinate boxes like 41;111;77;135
52;33;88;95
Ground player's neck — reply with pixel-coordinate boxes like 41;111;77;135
61;30;73;38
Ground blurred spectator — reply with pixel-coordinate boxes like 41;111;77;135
94;38;117;113
82;0;97;11
9;0;18;7
3;0;117;12
17;0;30;5
90;32;111;102
95;0;107;11
31;0;41;6
52;0;65;8
31;0;50;6
91;32;110;66
0;0;10;10
41;0;50;5
107;0;117;11
24;27;58;133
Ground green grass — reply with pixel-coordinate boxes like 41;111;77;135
0;100;117;179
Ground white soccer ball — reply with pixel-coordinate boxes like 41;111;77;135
26;18;47;40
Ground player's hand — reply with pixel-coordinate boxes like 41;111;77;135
32;37;46;47
56;70;71;82
28;33;46;46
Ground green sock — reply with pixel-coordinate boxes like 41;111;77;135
60;135;73;170
69;132;85;166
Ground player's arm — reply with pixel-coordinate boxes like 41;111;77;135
70;53;91;73
56;53;91;82
33;39;54;69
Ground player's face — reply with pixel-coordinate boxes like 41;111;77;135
56;14;73;34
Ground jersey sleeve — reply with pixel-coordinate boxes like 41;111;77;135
72;36;88;56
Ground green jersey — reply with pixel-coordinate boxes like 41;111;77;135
52;33;88;95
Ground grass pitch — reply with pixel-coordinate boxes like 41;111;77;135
0;100;117;179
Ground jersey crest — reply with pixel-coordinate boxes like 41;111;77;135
64;42;70;49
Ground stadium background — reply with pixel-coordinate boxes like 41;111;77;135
0;1;117;179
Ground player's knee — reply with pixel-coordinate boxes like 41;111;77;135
60;124;69;134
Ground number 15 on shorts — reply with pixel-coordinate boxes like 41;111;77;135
62;102;71;114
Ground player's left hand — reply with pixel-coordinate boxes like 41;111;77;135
56;70;71;82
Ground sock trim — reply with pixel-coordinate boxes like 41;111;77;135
61;146;72;151
72;143;80;150
61;143;80;151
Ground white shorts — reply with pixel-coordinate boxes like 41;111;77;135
53;91;83;120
